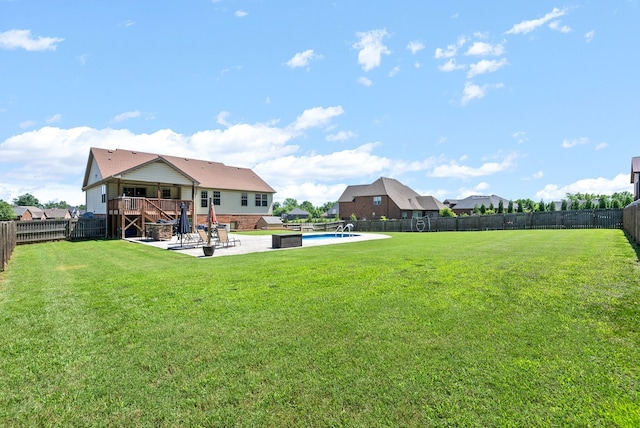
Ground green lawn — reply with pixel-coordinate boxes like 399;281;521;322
1;230;639;427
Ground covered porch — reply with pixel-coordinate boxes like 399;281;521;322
107;197;194;239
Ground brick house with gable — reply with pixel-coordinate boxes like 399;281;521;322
338;177;444;220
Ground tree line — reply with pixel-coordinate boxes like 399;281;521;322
0;193;86;221
440;192;634;217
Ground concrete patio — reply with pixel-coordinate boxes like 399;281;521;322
126;232;390;258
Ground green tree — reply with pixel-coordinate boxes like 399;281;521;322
282;198;298;211
43;200;69;209
548;201;556;211
0;200;15;221
598;197;608;209
498;200;504;214
299;201;317;218
507;200;514;213
561;200;568;210
480;204;486;215
13;193;40;207
538;200;546;212
439;207;456;217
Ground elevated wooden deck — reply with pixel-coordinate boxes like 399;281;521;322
107;197;193;238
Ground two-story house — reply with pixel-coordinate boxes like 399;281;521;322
338;177;444;220
82;147;276;238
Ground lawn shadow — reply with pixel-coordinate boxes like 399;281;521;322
624;231;640;261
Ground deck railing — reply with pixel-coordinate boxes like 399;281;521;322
108;197;192;220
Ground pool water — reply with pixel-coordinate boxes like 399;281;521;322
302;233;360;240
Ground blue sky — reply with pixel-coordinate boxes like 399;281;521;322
1;1;638;207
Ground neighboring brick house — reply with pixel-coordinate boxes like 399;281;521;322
338;177;444;220
631;156;640;201
82;147;277;238
445;194;511;216
13;206;45;221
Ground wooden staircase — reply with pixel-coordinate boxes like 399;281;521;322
108;197;193;238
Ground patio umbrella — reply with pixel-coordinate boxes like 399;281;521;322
206;198;217;246
177;202;190;246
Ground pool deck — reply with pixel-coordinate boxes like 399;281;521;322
125;231;391;258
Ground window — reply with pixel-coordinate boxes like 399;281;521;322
162;188;171;199
255;194;268;207
373;196;382;206
212;191;221;206
123;187;146;197
201;191;208;208
241;193;248;206
101;184;106;203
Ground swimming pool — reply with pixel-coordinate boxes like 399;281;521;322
302;233;360;240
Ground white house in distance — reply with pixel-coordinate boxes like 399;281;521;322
82;147;276;238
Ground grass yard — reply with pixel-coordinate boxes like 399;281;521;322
1;229;639;426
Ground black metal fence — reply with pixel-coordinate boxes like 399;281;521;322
352;209;624;233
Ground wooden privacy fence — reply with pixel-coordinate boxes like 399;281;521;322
353;209;624;233
16;218;106;244
1;221;17;272
623;201;640;244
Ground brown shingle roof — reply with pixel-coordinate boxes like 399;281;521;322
84;148;275;193
338;177;443;211
631;156;640;183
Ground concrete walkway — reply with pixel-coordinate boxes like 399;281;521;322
126;231;390;258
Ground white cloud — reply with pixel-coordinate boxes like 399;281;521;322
353;29;391;71
535;173;631;201
561;137;589;148
46;114;62;124
290;106;344;131
112;111;141;123
235;10;248;17
286;49;323;68
0;106;352;204
467;58;508;78
460;81;504;105
512;131;528;144
532;170;544;179
506;7;567;35
434;36;466;59
19;120;37;129
326;131;356;142
428;152;518;179
464;41;505;56
585;31;595;43
595;142;609;150
455;182;491;199
357;76;373;86
388;66;400;77
438;59;466;72
0;29;64;51
548;21;571;33
407;40;425;54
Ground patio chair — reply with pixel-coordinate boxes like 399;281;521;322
216;227;241;248
197;229;218;247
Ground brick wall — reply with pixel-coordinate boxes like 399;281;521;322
195;214;264;230
340;196;400;220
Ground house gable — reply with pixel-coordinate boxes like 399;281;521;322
120;159;195;186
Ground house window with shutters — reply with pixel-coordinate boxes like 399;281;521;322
201;191;208;208
241;193;248;206
212;191;221;206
